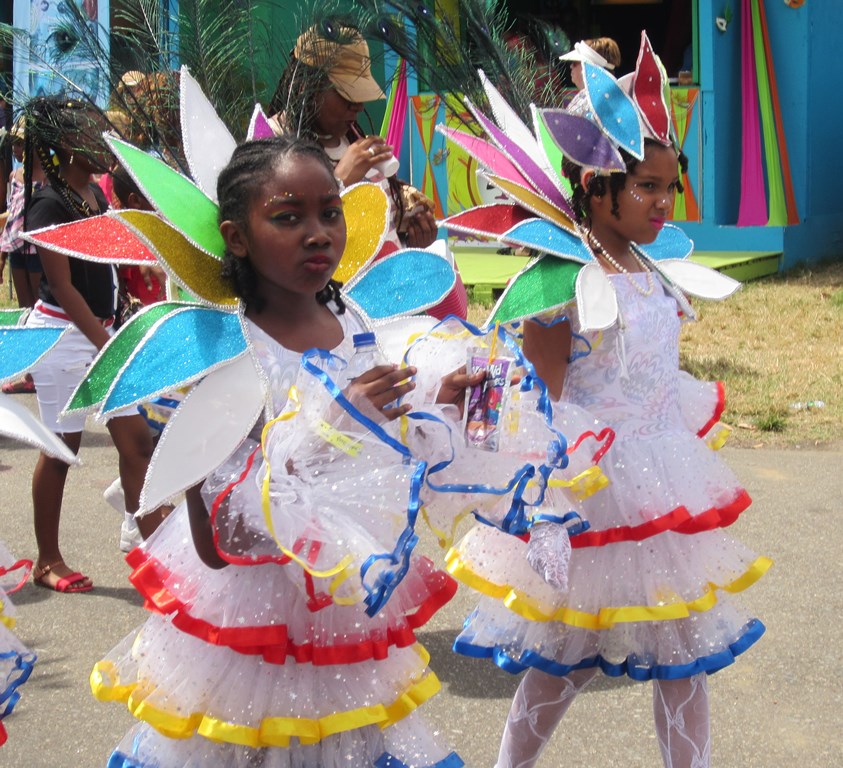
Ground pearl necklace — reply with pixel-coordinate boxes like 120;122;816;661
586;229;654;297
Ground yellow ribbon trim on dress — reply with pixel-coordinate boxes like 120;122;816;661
259;388;355;581
419;503;476;550
314;419;363;456
90;645;439;747
446;549;773;630
545;466;610;501
0;605;15;630
707;425;731;451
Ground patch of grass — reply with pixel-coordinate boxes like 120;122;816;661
0;287;16;310
679;259;843;447
465;285;496;311
754;409;788;433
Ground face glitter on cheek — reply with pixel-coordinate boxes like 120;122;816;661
629;186;645;204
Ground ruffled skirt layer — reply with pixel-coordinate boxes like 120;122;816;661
450;418;769;680
94;510;462;766
126;506;456;663
108;712;463;768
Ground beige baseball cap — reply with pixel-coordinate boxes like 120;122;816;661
294;27;386;103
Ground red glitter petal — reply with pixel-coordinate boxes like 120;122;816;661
28;216;158;264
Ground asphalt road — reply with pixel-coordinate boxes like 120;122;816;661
1;397;840;767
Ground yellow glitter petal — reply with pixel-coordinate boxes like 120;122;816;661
336;184;389;284
487;175;578;234
117;211;238;307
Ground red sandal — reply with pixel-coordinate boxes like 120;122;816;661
32;561;93;593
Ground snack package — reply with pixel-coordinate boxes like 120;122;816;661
463;350;514;452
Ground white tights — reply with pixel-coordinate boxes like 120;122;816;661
496;668;710;768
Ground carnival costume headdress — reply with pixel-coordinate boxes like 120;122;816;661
438;32;741;331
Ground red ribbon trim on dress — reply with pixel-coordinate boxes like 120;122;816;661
565;427;616;464
571;488;752;548
0;559;34;594
126;548;456;665
697;381;726;438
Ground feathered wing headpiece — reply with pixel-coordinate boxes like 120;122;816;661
20;67;456;512
438;31;741;330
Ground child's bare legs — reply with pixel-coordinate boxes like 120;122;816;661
652;673;710;768
10;263;39;309
106;413;169;538
32;432;90;587
496;667;597;768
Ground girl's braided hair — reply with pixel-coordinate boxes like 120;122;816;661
22;96;109;223
564;139;688;222
217;135;346;314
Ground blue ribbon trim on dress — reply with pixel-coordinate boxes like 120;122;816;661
400;316;581;536
0;650;36;718
109;748;466;768
375;751;465;768
454;618;765;681
531;511;590;537
301;348;426;617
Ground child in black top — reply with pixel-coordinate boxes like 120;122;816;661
22;96;168;591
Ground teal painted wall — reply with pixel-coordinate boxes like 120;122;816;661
689;0;842;265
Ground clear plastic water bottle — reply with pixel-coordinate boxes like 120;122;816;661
789;400;825;412
344;332;385;382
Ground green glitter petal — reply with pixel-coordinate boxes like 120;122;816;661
108;138;224;259
536;116;573;199
487;256;581;326
66;303;181;413
0;309;28;327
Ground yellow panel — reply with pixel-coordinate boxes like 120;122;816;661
117;211;238;307
335;184;389;284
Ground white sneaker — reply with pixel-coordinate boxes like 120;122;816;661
120;512;143;553
103;477;125;513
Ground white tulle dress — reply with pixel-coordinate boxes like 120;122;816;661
91;308;465;768
450;274;771;681
0;541;36;748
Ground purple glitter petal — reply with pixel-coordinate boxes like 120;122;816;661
248;107;276;140
537;110;627;172
472;108;576;220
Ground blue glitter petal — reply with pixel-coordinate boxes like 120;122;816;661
348;250;455;319
102;308;246;414
584;62;643;160
637;223;694;262
505;220;593;263
0;328;65;382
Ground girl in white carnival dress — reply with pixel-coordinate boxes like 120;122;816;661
90;135;478;768
442;36;771;768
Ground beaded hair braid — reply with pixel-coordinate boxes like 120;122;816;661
22;96;107;223
218;135;346;315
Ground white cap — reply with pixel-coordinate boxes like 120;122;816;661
559;41;615;70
